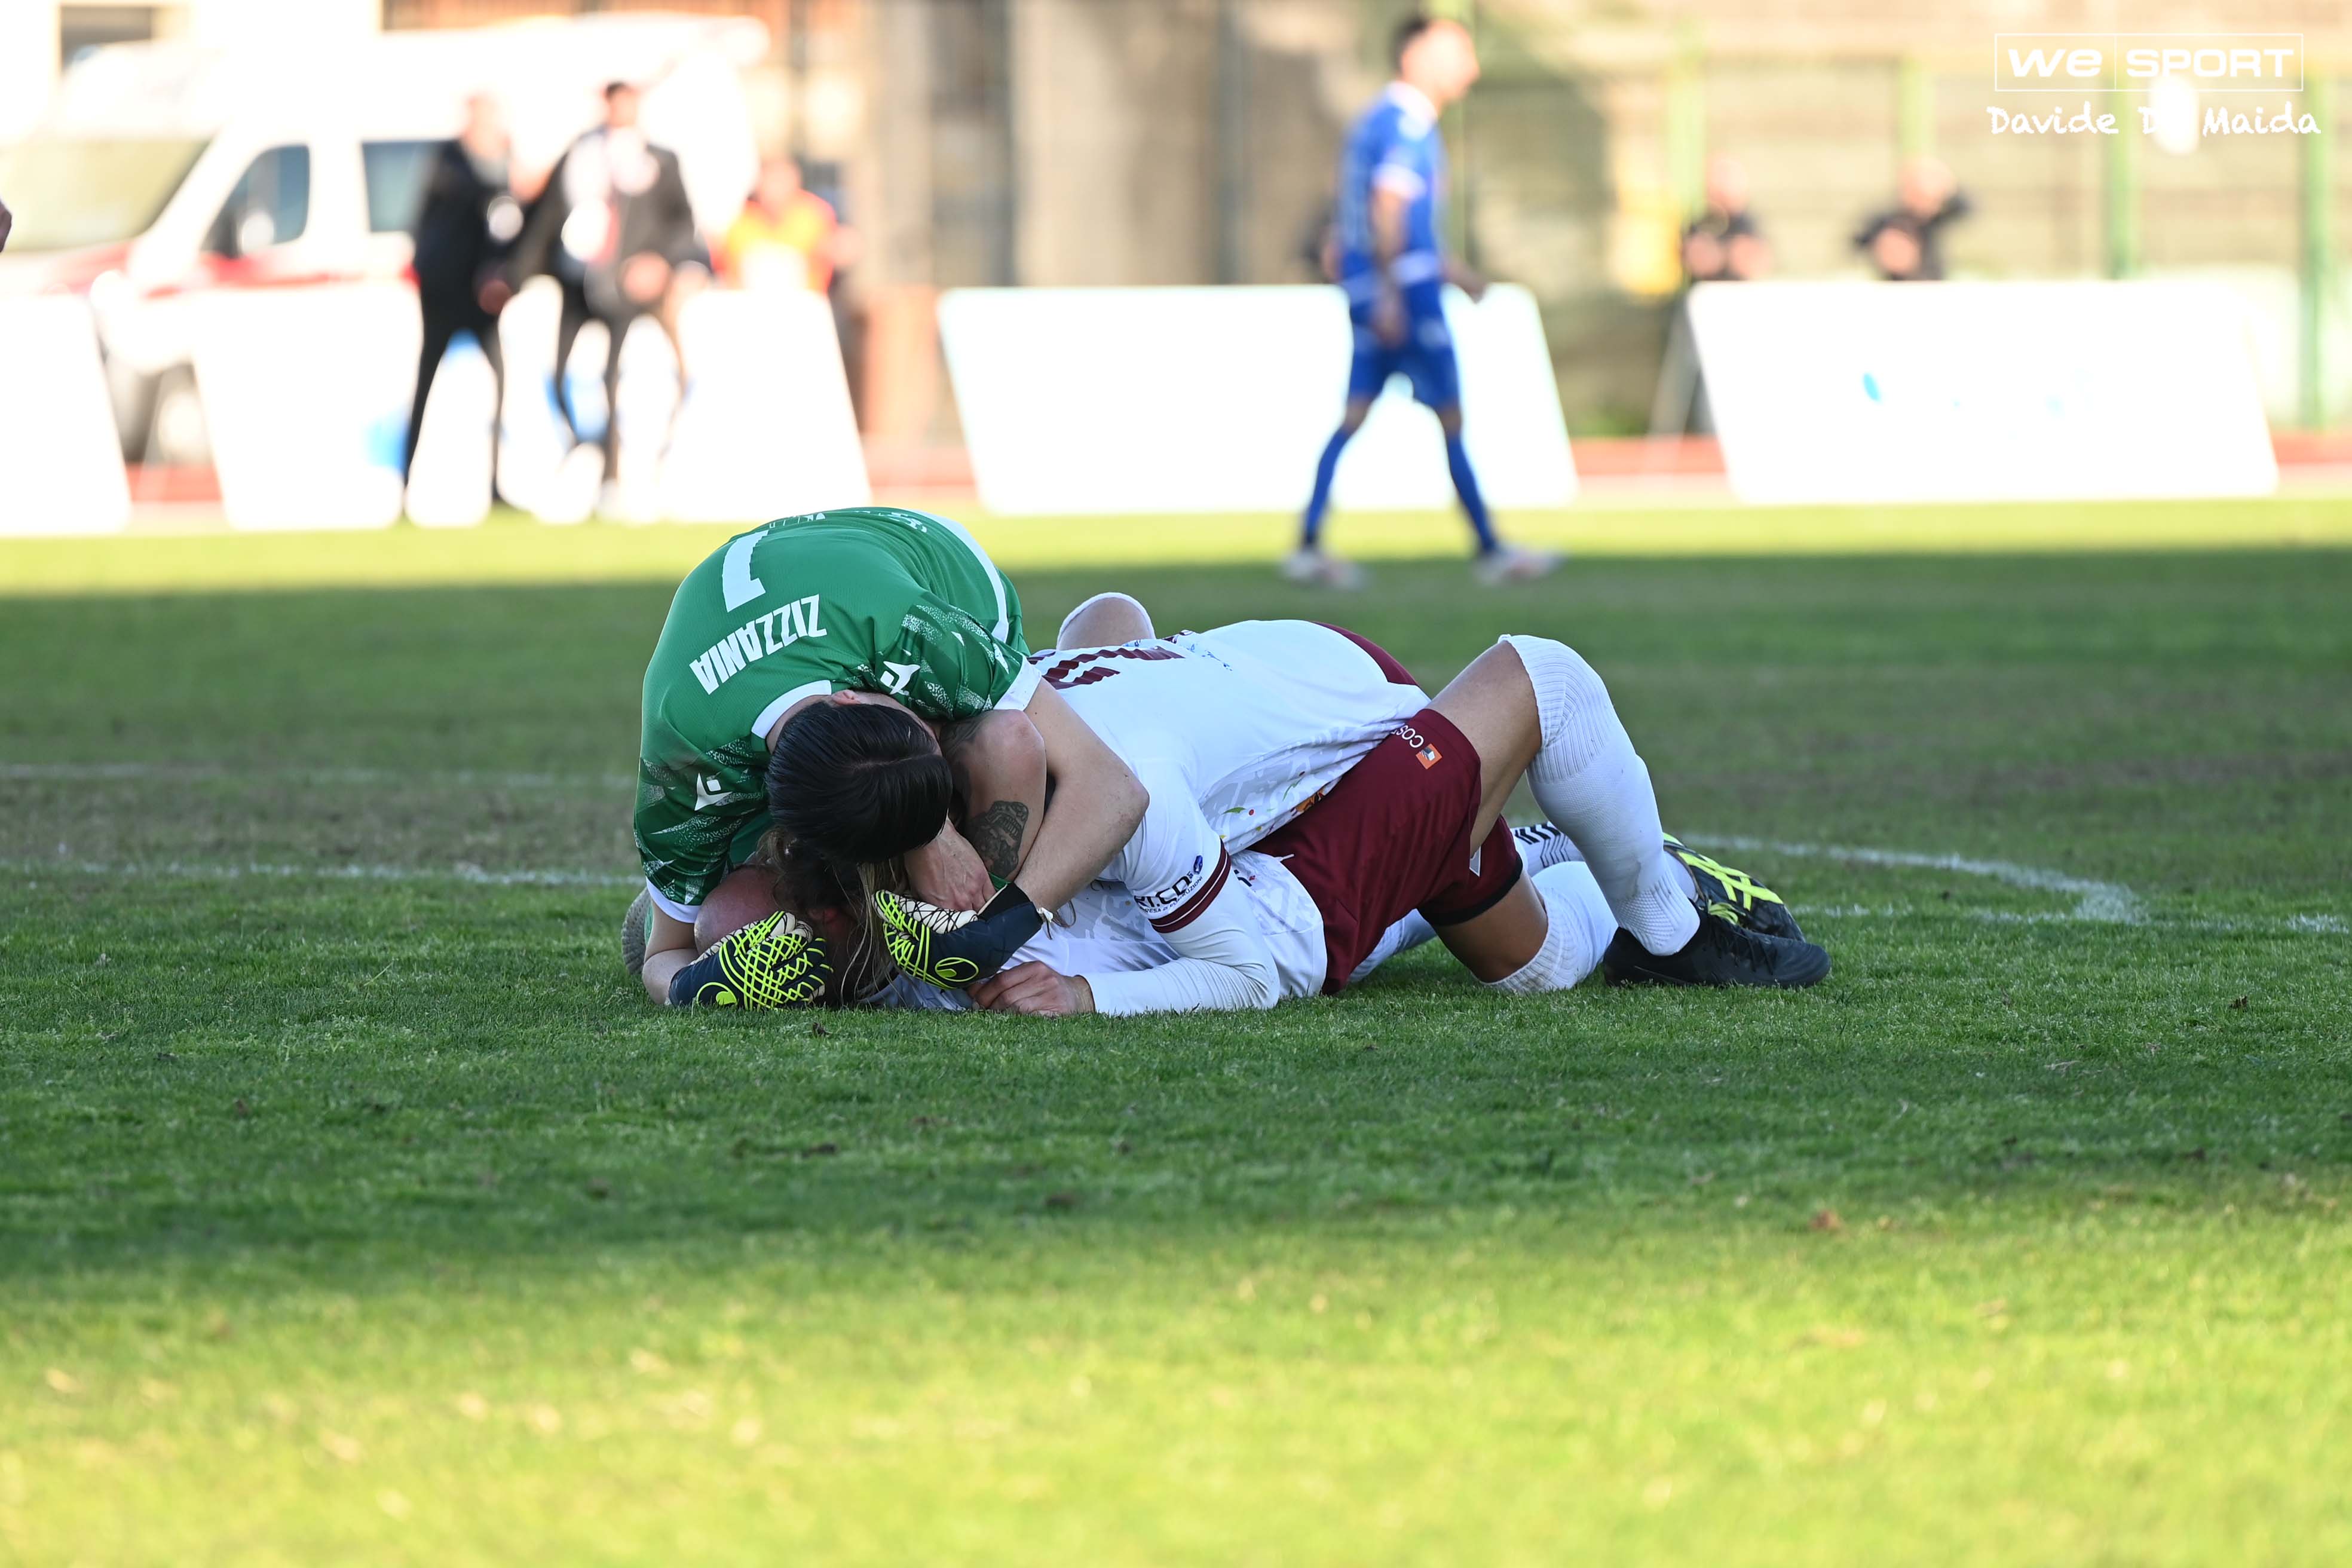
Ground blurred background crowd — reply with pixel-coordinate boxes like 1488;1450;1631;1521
2;0;2348;499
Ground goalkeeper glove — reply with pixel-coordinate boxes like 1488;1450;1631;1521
667;911;833;1009
874;881;1048;988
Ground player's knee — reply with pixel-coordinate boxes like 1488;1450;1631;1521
695;865;783;951
1057;591;1154;650
1500;635;1615;756
1338;400;1373;434
1436;406;1465;439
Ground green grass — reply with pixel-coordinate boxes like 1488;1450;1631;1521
4;531;2350;1564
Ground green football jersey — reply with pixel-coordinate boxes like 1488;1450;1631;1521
635;507;1033;916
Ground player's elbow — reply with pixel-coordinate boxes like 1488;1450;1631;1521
955;708;1048;795
1102;761;1149;842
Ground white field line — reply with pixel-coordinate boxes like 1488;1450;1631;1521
1706;835;2147;923
7;841;2341;937
0;762;633;791
5;858;637;889
1792;901;2346;936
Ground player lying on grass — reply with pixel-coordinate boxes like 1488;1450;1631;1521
640;598;1828;1011
872;601;1823;1013
651;607;1438;1007
627;507;1147;1008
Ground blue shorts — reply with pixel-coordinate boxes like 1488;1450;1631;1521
1345;280;1460;410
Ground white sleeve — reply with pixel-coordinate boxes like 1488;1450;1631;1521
1085;871;1279;1014
644;878;700;924
1372;158;1426;199
1082;759;1279;1015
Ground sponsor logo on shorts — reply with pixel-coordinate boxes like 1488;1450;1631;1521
1394;722;1442;768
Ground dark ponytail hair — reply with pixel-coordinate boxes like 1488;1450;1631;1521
765;831;895;1004
765;700;953;872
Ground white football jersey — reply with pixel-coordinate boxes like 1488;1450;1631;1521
872;620;1426;1010
1037;619;1428;854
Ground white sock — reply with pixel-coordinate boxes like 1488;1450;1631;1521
1488;862;1616;994
1501;636;1699;957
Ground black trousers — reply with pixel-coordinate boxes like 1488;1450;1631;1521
405;293;507;498
553;277;647;485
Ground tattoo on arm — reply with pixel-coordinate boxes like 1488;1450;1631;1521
964;800;1031;881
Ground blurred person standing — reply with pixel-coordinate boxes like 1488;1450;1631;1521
1680;156;1771;284
716;156;856;293
1854;158;1971;282
1661;155;1771;437
0;194;11;252
403;92;522;509
512;80;708;511
1288;13;1557;589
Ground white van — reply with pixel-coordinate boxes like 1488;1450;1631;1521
0;13;764;463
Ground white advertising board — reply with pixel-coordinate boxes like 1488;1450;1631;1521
488;280;870;524
659;289;872;522
1686;280;2277;505
189;284;411;531
191;279;867;531
0;297;133;536
938;284;1576;515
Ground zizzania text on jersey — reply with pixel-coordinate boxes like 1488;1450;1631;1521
688;596;829;695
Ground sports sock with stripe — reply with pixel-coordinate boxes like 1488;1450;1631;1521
1514;820;1698;898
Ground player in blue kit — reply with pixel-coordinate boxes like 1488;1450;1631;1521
1289;12;1558;590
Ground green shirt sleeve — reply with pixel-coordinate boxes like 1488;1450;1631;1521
871;591;1038;720
632;734;766;918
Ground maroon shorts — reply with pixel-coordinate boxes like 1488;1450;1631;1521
1253;705;1523;994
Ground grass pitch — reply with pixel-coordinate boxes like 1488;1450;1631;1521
3;512;2350;1564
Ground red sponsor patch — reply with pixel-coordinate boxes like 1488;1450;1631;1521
1415;742;1442;768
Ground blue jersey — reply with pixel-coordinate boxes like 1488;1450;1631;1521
1334;83;1446;301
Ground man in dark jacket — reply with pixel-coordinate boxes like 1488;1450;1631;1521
1681;156;1771;285
1854;157;1971;282
510;80;706;505
403;92;521;504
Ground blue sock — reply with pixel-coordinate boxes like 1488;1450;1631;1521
1446;431;1499;553
1301;425;1354;548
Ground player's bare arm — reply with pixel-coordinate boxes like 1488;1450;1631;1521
1370;184;1410;343
1006;681;1147;911
901;820;994;909
936;710;1046;881
638;906;701;1004
1443;256;1487;300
